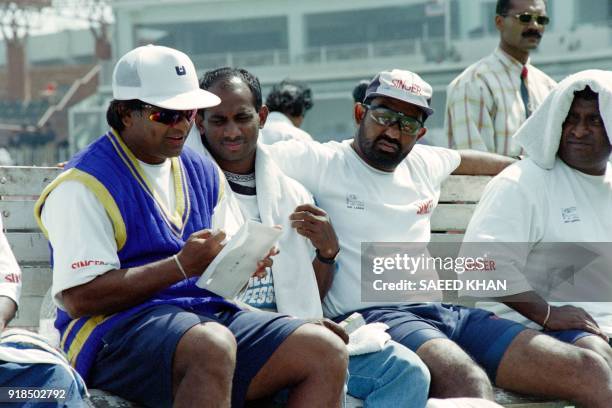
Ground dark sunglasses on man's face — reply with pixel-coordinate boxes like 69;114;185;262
362;104;423;136
504;13;550;26
141;104;197;127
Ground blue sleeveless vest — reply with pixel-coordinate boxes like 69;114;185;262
35;130;238;381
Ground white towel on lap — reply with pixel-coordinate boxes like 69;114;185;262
346;322;390;356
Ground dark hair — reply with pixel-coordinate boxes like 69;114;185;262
106;99;144;131
496;0;546;15
574;85;599;102
352;80;370;104
199;67;262;111
265;79;313;117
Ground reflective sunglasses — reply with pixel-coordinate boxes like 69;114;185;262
141;104;198;127
504;13;550;26
362;104;423;135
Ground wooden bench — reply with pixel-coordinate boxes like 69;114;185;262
0;166;575;408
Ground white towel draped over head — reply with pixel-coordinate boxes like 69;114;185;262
514;69;612;169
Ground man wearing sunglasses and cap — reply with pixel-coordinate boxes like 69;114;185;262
446;0;557;157
265;68;610;406
33;45;349;408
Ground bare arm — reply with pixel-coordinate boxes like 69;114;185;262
290;204;339;300
63;229;226;318
0;296;17;332
501;291;608;341
452;149;516;176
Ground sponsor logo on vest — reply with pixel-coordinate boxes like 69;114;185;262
416;199;434;215
71;260;107;269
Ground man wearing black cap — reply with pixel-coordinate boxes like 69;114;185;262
266;68;610;406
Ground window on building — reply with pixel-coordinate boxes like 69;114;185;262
576;0;610;25
134;16;288;56
305;3;457;47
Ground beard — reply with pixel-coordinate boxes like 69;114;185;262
356;125;409;170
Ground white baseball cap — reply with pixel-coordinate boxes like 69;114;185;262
364;69;434;117
112;44;220;110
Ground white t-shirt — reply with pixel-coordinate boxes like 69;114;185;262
267;139;461;317
462;158;612;332
231;191;277;311
41;158;226;310
260;112;314;144
0;217;21;306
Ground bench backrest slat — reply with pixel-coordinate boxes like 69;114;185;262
0;166;60;196
0;166;492;330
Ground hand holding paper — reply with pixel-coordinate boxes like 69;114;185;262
175;229;226;278
196;221;283;298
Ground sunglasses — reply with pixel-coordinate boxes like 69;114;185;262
141;104;197;127
362;104;423;135
504;13;550;26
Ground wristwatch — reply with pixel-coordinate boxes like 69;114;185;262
316;248;339;264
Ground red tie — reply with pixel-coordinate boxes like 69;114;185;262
520;66;530;117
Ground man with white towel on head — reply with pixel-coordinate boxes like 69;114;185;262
461;70;612;372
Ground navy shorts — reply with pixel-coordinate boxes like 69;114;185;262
89;305;305;408
336;303;525;381
545;329;593;344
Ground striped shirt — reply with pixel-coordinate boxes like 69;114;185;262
445;47;557;157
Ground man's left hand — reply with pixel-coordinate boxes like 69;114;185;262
290;204;339;259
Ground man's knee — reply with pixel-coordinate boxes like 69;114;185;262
293;323;349;374
178;322;237;370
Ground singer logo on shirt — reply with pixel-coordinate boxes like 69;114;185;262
416;199;434;215
71;260;107;269
4;273;20;283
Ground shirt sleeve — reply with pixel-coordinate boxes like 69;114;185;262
41;180;120;310
412;145;461;187
445;78;495;152
0;217;21;306
264;140;332;195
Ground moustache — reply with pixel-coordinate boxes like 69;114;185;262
522;30;542;39
375;135;401;150
221;137;245;143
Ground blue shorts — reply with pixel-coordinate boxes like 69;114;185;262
336;303;525;382
88;305;305;408
545;329;593;344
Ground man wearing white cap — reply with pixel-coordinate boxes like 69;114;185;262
461;70;612;392
33;45;348;408
266;68;611;406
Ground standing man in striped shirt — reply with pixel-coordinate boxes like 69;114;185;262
445;0;556;157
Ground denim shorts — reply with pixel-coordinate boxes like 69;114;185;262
88;304;305;407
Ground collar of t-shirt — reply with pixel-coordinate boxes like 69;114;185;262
267;111;294;127
138;158;176;214
224;170;261;222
